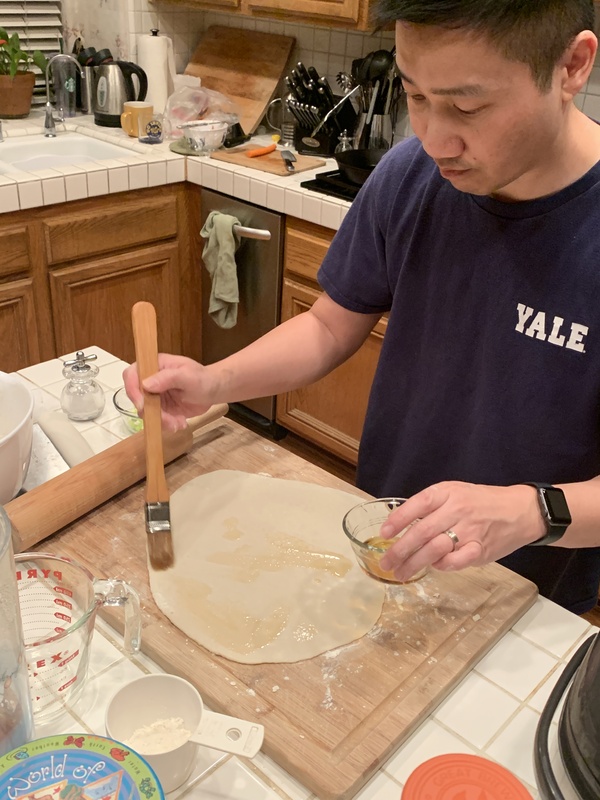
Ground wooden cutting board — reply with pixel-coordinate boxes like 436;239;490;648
41;419;537;800
184;26;295;135
211;145;326;176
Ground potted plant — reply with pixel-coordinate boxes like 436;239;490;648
0;28;47;118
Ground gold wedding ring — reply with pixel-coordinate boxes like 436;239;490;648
445;529;460;551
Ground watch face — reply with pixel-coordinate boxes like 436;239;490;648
541;487;572;526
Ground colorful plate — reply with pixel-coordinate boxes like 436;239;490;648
0;734;165;800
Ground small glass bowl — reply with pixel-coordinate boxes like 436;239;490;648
113;387;143;434
342;498;427;584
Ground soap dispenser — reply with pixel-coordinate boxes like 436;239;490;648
60;350;105;421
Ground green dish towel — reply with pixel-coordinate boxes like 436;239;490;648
200;211;241;329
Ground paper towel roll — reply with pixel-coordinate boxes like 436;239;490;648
137;30;176;114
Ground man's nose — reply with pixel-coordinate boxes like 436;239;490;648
418;115;465;161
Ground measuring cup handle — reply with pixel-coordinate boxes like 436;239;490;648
94;578;141;654
192;710;264;757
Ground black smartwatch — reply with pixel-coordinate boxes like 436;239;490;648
523;483;571;545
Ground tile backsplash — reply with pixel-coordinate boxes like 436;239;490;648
61;0;600;140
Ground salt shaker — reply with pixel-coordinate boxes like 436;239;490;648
60;350;105;421
334;129;353;153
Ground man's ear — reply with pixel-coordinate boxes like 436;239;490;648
559;30;597;100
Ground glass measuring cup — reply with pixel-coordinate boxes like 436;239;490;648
15;552;141;722
0;508;34;756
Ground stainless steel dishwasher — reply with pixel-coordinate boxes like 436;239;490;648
200;188;285;435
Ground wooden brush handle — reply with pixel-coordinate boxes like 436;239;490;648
131;301;169;504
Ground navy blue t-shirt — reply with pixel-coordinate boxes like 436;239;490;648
318;136;600;615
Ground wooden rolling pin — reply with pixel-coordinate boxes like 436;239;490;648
6;403;229;552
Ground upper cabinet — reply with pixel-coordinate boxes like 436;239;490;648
161;0;376;29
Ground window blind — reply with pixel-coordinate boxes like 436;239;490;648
0;1;63;104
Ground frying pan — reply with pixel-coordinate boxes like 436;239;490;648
335;148;387;185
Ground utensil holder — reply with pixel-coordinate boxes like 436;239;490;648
293;99;358;156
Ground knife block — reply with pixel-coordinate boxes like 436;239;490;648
293;100;358;156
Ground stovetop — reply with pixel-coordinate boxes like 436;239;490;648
301;169;361;202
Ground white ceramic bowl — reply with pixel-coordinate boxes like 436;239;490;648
183;120;229;154
0;373;34;504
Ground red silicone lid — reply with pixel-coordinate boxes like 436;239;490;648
402;754;534;799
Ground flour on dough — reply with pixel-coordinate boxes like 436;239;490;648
148;470;385;664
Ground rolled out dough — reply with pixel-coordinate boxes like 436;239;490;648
149;470;385;664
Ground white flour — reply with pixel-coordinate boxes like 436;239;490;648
127;717;191;754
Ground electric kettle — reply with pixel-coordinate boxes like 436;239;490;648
93;61;148;127
535;631;600;799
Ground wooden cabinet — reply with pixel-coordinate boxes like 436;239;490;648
0;183;202;372
163;0;376;29
277;218;386;464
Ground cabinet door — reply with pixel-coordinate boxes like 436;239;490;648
248;0;360;22
48;243;181;363
0;279;41;373
277;277;386;464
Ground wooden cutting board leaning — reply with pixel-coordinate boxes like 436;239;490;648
210;144;326;176
184;26;295;135
30;417;538;800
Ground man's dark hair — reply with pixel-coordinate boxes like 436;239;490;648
374;0;595;91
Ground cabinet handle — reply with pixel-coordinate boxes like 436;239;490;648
232;224;271;241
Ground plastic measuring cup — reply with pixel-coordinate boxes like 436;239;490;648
15;552;141;722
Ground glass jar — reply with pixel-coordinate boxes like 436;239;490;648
0;508;34;756
60;351;105;421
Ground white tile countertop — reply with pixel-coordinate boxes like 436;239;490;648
0;112;351;230
10;347;596;800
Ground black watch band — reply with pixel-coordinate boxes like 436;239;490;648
523;482;571;546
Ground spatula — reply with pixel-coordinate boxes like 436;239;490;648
131;301;174;570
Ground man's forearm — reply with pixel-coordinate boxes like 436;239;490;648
205;295;380;405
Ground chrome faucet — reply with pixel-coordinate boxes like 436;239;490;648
44;53;84;137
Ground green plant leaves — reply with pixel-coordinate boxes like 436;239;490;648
0;28;46;76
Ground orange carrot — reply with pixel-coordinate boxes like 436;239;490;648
246;143;277;158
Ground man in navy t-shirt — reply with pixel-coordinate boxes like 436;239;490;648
125;0;600;614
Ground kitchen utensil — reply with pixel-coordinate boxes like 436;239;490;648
0;735;165;800
281;150;297;172
184;26;294;135
210;145;325;176
0;371;33;505
355;112;393;150
131;301;173;571
309;84;361;138
15;551;141;721
50;417;538;800
342;497;427;583
535;632;600;799
5;403;229;553
93;60;148;127
367;49;395;82
266;95;296;147
0;508;33;757
36;411;94;467
105;674;264;793
334;148;387;185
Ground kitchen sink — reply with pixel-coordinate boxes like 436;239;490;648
0;133;139;174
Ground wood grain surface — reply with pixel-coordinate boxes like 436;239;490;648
184;26;295;135
210;145;326;176
38;418;538;800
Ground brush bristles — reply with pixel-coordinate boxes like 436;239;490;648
148;531;175;570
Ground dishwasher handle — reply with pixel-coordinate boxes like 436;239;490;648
233;224;271;241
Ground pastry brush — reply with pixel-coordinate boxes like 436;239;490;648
131;300;174;570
